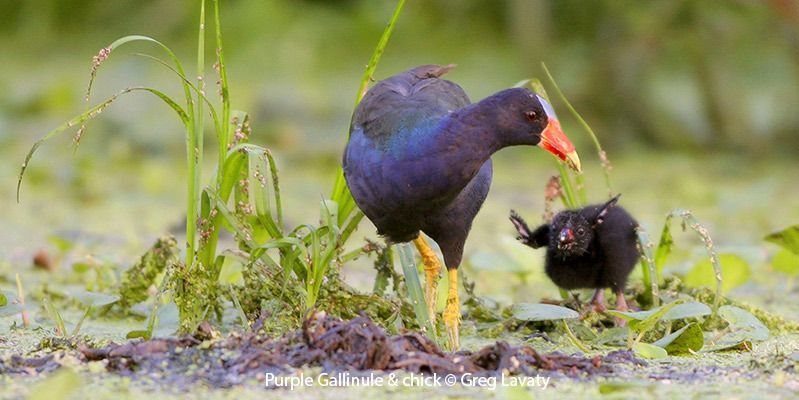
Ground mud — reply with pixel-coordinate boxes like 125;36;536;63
62;312;644;388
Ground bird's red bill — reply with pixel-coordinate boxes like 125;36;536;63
539;118;580;171
535;95;581;172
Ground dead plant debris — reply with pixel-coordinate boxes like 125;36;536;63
56;312;644;387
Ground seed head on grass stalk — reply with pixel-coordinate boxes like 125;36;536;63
659;209;724;312
18;1;239;333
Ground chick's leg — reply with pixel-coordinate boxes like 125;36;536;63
615;290;629;311
443;268;461;350
413;236;442;324
589;288;607;313
614;289;629;326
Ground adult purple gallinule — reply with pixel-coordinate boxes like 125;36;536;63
343;65;581;349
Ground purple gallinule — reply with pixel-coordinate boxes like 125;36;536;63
510;195;639;315
343;65;581;349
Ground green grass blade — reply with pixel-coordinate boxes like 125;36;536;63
396;242;438;342
636;226;659;308
82;33;198;268
130;53;221;130
87;35;190;104
341;212;366;246
219;146;249;199
208;190;282;270
353;0;405;105
70;306;92;337
264;149;283;230
42;297;67;337
226;283;249;330
561;320;591;353
654;218;674;279
17;87;189;201
185;0;207;269
527;79;580;209
331;0;406;226
542;62;613;197
138;87;191;124
555;162;580;208
213;0;232;174
249;151;282;239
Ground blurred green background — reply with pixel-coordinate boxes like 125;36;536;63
1;0;798;307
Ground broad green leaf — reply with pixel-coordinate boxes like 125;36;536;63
684;253;751;294
718;305;769;342
653;322;704;354
607;300;684;322
772;248;799;275
69;290;120;307
28;368;82;400
662;302;712;320
0;291;6;307
606;309;656;322
630;300;681;333
610;302;709;322
593;326;630;346
511;303;580;321
218;255;244;285
126;330;151;340
765;225;799;255
219;147;247;200
153;301;180;337
703;332;753;352
633;342;668;359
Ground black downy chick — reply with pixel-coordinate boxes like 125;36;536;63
509;194;639;312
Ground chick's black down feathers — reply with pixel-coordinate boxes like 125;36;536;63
510;195;640;292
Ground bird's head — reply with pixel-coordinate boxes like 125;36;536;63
549;195;621;256
550;210;593;256
495;88;581;172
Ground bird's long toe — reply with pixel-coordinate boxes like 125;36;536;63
413;237;442;324
443;268;461;351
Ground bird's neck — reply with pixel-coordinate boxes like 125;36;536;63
433;92;534;175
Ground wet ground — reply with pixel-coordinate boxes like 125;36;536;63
2;141;799;398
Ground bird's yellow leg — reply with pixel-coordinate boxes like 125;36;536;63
443;268;460;350
412;237;441;324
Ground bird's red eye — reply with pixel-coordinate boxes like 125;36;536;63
524;111;537;121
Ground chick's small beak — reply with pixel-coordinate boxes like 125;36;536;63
558;228;574;244
536;96;581;172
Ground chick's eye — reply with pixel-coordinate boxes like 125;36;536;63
524;111;537;121
577;228;585;235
